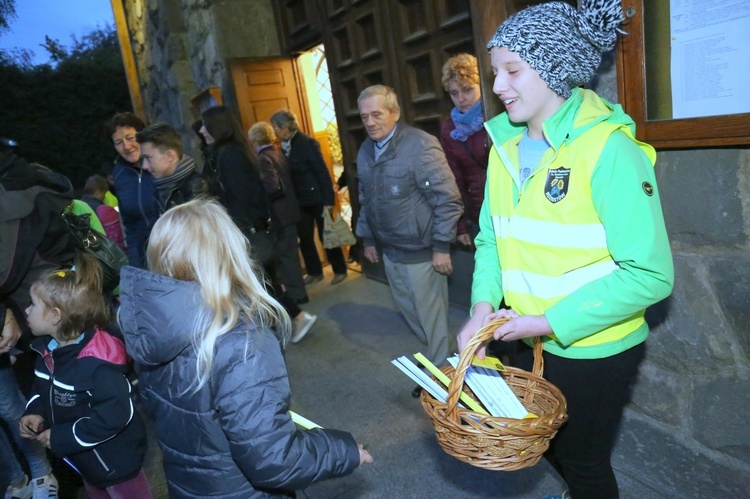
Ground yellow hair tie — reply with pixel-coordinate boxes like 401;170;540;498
56;271;67;277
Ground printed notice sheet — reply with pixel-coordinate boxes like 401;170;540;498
670;0;750;118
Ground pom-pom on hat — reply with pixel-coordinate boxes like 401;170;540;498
487;0;624;98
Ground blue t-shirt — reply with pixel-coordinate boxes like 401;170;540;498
518;130;550;187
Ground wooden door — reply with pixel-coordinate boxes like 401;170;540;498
229;57;312;136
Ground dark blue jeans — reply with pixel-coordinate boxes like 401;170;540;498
0;363;52;483
515;341;646;499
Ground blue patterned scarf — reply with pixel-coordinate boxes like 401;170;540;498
450;101;485;142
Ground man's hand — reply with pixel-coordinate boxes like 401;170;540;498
0;312;22;355
364;246;379;263
432;252;452;275
457;234;472;247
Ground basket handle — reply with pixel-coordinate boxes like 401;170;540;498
446;318;545;420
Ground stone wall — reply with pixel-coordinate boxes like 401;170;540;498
123;0;279;159
594;55;750;497
121;2;750;496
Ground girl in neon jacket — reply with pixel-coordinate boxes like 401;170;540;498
456;2;674;497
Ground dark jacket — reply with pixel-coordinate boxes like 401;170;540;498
25;329;147;488
154;156;211;213
1;152;76;361
285;132;334;207
208;143;271;235
118;267;360;498
257;144;299;229
111;156;160;268
439;117;488;235
355;122;463;263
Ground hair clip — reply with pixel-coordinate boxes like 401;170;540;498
56;271;67;277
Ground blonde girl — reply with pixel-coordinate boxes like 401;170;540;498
118;199;371;498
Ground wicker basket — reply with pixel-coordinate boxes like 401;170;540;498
421;318;568;471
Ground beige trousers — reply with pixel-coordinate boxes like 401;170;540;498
383;255;454;365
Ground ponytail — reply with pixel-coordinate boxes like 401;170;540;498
30;253;110;341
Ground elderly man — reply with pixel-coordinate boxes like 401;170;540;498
355;85;463;396
269;109;348;286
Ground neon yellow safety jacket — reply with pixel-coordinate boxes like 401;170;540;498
472;88;674;359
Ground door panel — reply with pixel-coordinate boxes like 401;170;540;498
229;58;311;136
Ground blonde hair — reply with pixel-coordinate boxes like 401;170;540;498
31;253;110;341
358;84;401;114
147;199;291;390
441;53;480;90
247;122;275;147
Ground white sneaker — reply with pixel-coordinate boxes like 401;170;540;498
4;475;32;499
31;474;57;499
292;312;317;343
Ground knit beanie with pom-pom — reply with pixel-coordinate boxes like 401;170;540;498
487;0;624;98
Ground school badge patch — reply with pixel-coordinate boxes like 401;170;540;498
545;167;571;203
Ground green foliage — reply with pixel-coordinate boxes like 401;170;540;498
0;24;132;190
0;0;16;33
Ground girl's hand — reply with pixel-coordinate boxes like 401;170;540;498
456;302;496;358
35;429;52;449
493;314;552;342
19;415;44;438
358;444;373;466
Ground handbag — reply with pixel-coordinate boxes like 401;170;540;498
62;211;128;293
247;218;276;267
322;208;357;249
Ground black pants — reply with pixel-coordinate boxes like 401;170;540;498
262;259;300;319
297;204;347;276
514;341;645;498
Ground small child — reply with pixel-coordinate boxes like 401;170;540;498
82;175;127;251
19;253;151;499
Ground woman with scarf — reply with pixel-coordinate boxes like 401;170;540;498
439;53;489;248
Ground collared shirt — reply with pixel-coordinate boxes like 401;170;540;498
281;130;299;158
374;126;397;160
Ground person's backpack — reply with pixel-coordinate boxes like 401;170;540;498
1;152;76;302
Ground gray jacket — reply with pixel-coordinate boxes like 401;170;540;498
355;122;462;263
118;266;359;498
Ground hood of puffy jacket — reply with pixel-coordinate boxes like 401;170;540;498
0;151;74;220
118;266;206;366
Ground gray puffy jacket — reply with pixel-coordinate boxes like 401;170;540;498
118;267;359;498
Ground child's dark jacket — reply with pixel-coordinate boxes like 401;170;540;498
25;328;147;488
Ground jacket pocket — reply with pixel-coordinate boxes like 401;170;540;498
381;168;411;200
376;168;418;241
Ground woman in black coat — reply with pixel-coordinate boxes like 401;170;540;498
200;106;317;342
